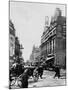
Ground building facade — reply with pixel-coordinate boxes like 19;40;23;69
9;20;24;67
15;37;24;64
9;20;15;67
30;45;41;65
40;8;66;67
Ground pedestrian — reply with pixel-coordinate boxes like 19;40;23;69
38;66;43;79
33;67;39;82
19;69;29;88
54;66;60;79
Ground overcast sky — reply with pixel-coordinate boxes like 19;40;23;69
10;2;66;61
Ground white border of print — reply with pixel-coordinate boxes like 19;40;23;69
0;0;68;90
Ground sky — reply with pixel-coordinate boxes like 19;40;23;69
10;1;66;61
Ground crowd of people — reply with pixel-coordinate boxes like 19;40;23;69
9;60;61;89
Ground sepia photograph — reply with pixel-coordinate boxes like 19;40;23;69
9;1;66;89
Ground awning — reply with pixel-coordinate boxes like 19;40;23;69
46;57;54;62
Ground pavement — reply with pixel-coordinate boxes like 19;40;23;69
28;69;66;88
10;69;66;89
